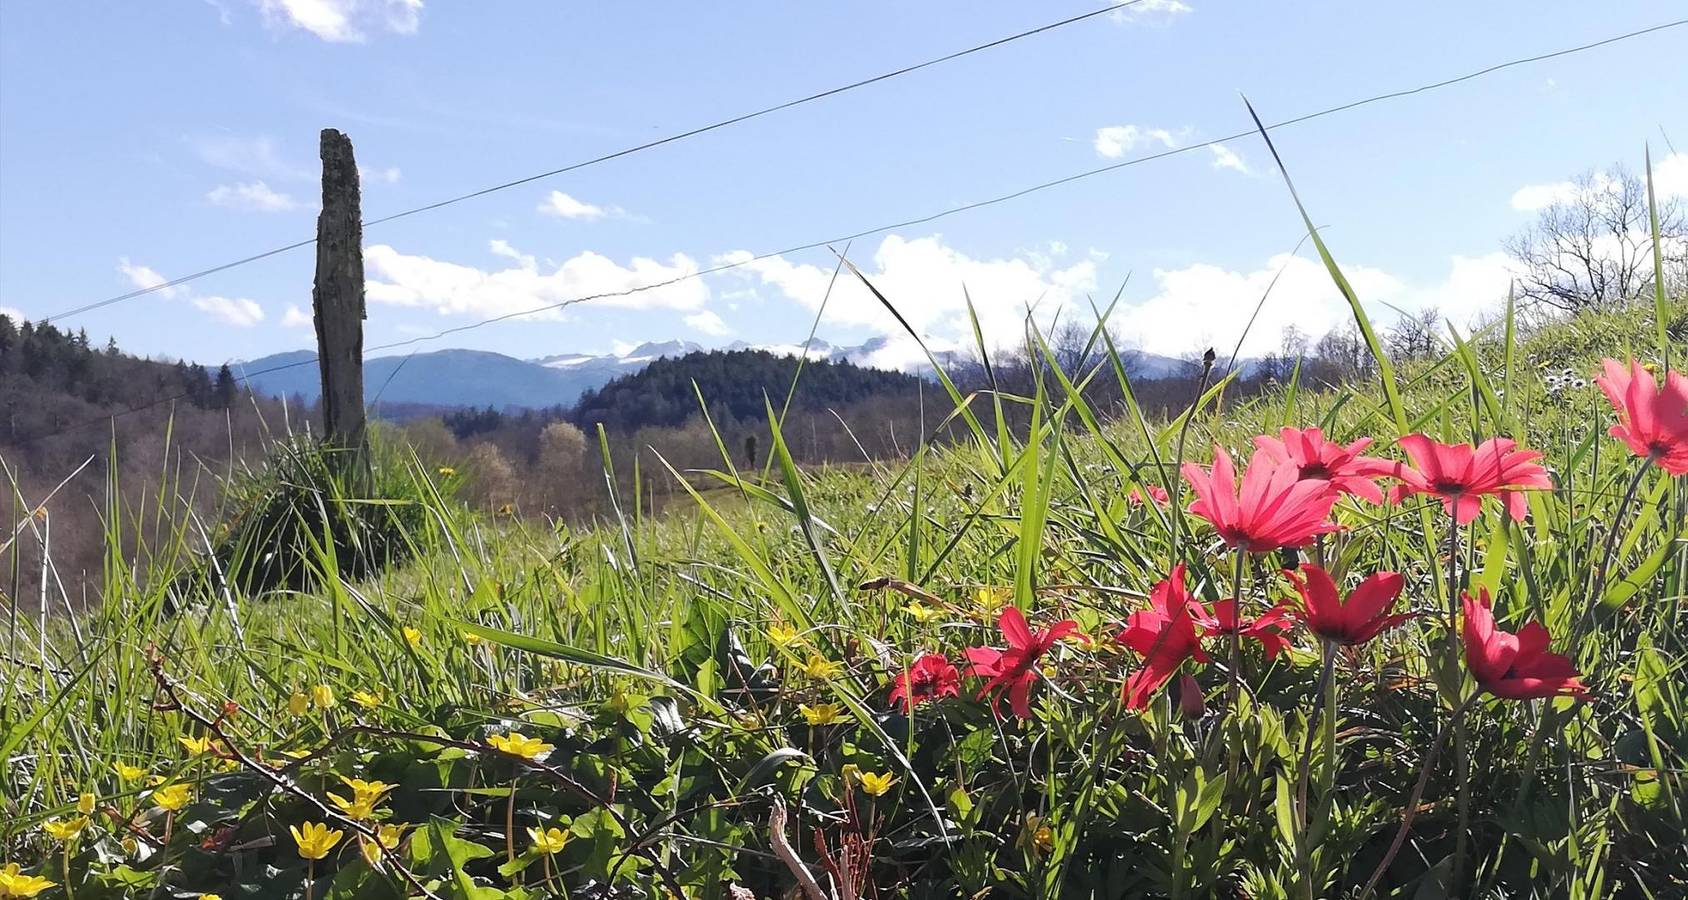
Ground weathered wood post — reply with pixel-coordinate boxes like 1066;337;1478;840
311;128;368;475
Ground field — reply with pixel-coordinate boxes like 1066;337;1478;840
4;217;1687;896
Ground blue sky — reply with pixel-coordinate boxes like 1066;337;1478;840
1;1;1684;369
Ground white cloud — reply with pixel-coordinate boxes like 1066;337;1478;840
488;239;536;270
1111;0;1192;23
360;165;402;184
117;258;184;299
189;134;306;180
255;0;421;42
1114;251;1521;358
537;190;609;221
281;304;313;328
683;310;731;336
1208;144;1250;174
1094;125;1179;159
192;296;266;327
1510;156;1688;212
0;306;25;321
207;180;300;212
364;244;710;320
719;234;1097;352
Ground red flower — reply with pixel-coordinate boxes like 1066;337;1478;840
1283;564;1411;646
1389;435;1551;524
1182;446;1341;551
1461;590;1586;700
1187;598;1293;658
1117;564;1209;710
1596;358;1688;475
888;653;961;713
1127;484;1170;506
965;607;1077;719
1253;427;1396;503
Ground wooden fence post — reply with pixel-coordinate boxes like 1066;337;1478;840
311;128;368;472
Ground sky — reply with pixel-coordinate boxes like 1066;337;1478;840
1;1;1684;371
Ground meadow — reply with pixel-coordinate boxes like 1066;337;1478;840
3;158;1686;898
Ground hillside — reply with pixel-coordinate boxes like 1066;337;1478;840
570;347;924;431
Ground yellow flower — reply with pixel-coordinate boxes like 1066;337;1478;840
178;734;214;756
287;692;310;716
350;689;384;709
150;782;192;811
975;587;1009;618
327;793;378;820
200;895;224;900
1033;824;1054;851
328;776;393;820
436;466;456;478
798;703;844;726
402;626;423;647
486;732;553;760
461;631;484;646
77;792;96;815
359;823;404;865
309;685;336;710
290;822;344;860
42;817;88;842
902;603;945;623
766;623;801;647
858;771;896;797
798;655;842;680
527;826;571;855
0;863;55;898
113;762;147;782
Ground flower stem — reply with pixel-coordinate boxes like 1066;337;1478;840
1227;551;1247;710
306;859;315;900
1295;641;1338;899
506;783;518;871
64;842;75;900
1581;456;1651;636
1359;695;1475;900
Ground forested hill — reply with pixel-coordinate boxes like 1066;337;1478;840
570;348;922;431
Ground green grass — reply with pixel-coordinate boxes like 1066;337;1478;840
4;219;1687;897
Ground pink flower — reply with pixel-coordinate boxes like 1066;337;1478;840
1128;484;1170;506
1595;358;1688;475
1253;427;1396;503
1389;435;1551;524
1461;591;1586;700
1187;598;1293;658
888;654;961;713
1182;446;1341;551
1283;564;1412;646
1117;564;1209;710
965;608;1077;719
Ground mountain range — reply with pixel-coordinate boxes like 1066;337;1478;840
236;338;1200;411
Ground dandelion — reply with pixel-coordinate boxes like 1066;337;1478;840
309;685;336;710
291;821;344;860
350;689;383;709
887;654;961;713
798;655;843;680
41;817;88;841
0;863;55;898
858;771;896;796
150;782;192;811
528;826;571;855
799;703;845;726
966;606;1079;719
1183;446;1342;551
486;732;554;760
